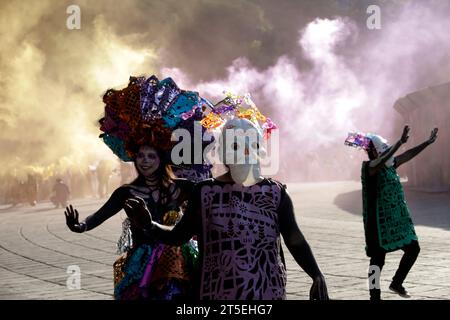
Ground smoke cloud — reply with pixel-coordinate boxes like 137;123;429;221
1;0;449;183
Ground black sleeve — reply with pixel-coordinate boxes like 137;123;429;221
173;178;196;203
149;182;201;245
393;157;399;169
84;187;128;231
278;184;304;246
278;183;323;279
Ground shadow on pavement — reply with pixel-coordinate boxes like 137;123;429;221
334;187;450;231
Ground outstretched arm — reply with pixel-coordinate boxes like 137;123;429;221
64;187;126;233
147;216;196;246
279;188;328;300
368;125;410;176
124;192;200;246
395;128;438;168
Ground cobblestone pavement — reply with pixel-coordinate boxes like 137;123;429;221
1;181;449;300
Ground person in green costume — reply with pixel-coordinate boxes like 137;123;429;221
347;125;438;300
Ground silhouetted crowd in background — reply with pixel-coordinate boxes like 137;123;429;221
0;160;137;206
0;149;366;207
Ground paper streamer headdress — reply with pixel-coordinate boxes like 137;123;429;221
345;132;391;155
99;75;212;174
199;91;278;140
344;132;372;151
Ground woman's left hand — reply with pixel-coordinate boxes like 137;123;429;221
310;274;329;300
124;197;153;229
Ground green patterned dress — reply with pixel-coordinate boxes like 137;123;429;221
361;162;418;256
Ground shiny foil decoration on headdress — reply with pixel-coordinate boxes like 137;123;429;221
200;91;278;140
99;75;213;163
344;132;372;151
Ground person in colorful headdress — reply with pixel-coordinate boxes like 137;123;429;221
125;92;329;300
64;75;212;300
345;125;438;300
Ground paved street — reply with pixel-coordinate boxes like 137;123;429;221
1;181;449;300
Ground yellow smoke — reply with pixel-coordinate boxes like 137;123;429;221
0;1;157;178
1;0;449;185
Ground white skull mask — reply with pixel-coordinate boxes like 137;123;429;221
218;118;266;186
368;134;395;167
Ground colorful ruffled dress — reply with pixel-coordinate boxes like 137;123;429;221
113;188;199;300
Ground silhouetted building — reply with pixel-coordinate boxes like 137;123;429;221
394;82;450;191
